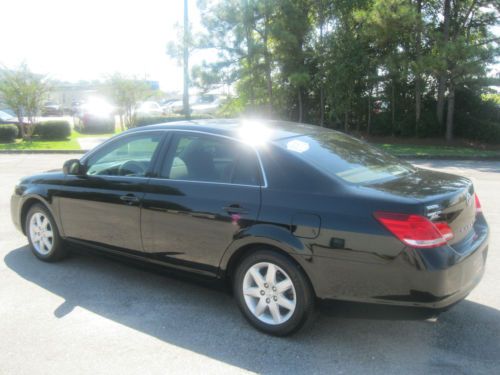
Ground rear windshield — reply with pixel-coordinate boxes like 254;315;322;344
276;132;414;184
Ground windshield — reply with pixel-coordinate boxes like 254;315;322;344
277;132;414;184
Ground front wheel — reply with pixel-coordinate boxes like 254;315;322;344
233;250;315;336
26;204;67;262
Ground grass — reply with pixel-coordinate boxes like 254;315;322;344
0;130;120;151
377;143;500;158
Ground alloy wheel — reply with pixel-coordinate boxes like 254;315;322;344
29;212;54;255
242;262;297;325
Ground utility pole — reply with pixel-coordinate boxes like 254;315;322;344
183;0;190;118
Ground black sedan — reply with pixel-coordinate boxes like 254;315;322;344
10;119;489;335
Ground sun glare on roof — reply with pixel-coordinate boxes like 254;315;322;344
239;120;272;145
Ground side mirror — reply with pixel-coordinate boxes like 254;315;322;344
63;159;84;175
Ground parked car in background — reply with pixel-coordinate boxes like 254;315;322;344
165;99;185;114
160;99;177;114
191;95;223;116
165;95;222;115
136;101;164;117
0;110;19;125
73;99;115;134
42;101;63;116
10;119;489;336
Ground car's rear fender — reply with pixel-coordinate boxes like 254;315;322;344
218;223;324;295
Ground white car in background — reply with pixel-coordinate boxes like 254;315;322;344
136;101;164;117
191;95;223;115
165;95;223;115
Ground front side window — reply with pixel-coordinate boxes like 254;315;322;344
161;133;261;186
86;133;162;177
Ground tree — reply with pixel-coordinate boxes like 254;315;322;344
436;0;451;126
446;0;500;141
0;64;51;140
272;0;313;122
357;0;418;135
414;0;423;132
106;74;151;129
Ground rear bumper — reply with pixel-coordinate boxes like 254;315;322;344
397;235;488;309
309;223;489;309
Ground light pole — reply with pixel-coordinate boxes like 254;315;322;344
183;0;190;119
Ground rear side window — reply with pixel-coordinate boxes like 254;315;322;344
276;132;414;184
161;133;261;186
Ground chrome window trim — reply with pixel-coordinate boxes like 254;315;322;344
81;128;269;188
162;129;268;188
81;129;165;179
80;129;166;163
148;177;261;188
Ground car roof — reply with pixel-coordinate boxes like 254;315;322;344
126;118;333;142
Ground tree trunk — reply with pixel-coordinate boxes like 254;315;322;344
319;87;325;127
297;88;303;123
263;0;273;115
367;89;372;136
445;81;455;142
243;0;255;107
264;51;272;115
391;79;396;136
415;0;422;136
318;1;325;127
415;78;422;135
437;0;451;125
16;111;26;139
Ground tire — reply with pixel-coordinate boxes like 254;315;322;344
26;203;67;262
233;249;315;336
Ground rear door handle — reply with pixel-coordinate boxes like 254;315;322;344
120;194;140;204
223;205;248;214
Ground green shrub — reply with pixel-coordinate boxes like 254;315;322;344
455;89;500;143
0;124;19;142
75;117;115;134
35;120;71;140
134;116;173;127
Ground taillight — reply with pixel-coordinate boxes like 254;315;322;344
374;211;454;249
434;222;454;241
475;194;482;214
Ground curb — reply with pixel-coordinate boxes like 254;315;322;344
398;154;500;161
0;150;86;154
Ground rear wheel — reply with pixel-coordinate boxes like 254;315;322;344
233;250;314;336
26;204;67;262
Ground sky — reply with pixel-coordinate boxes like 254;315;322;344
1;1;498;93
0;0;209;92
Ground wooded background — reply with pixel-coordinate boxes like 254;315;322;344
192;0;499;143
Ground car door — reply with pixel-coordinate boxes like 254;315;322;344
141;131;263;275
59;131;165;252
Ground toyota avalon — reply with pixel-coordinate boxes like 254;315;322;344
10;119;489;335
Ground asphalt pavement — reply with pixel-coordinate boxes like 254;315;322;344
0;155;499;375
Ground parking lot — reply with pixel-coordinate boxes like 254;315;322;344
0;154;499;374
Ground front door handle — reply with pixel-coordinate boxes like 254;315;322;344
120;194;140;205
223;205;248;214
